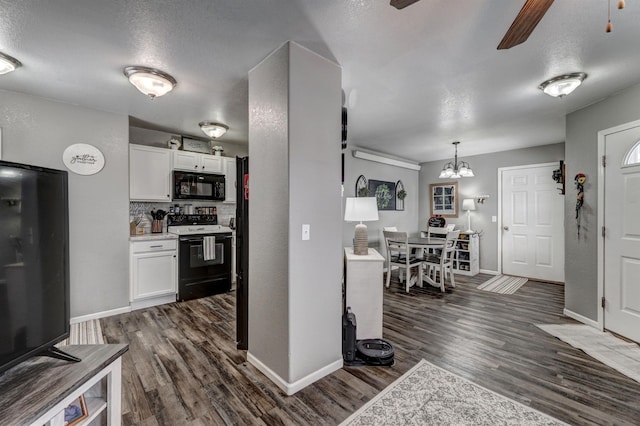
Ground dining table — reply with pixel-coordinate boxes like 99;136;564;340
388;236;447;288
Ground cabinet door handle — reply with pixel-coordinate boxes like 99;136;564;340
150;245;164;248
503;226;509;231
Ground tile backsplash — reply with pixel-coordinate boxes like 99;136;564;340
130;201;236;233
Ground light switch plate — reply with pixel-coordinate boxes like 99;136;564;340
492;216;497;223
302;224;310;240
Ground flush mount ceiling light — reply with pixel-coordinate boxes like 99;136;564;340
123;66;176;99
0;52;22;75
538;72;587;98
199;121;229;139
439;141;474;179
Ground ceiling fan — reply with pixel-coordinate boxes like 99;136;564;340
389;0;555;50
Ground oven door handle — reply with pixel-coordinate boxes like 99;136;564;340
180;237;203;243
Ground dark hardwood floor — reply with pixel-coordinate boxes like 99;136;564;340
101;274;640;425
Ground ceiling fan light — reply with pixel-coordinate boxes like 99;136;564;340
124;66;176;99
538;72;587;98
0;52;21;75
199;121;229;139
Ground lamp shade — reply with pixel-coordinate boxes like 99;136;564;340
344;197;379;222
462;198;476;211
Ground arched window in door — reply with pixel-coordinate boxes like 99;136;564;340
623;140;640;166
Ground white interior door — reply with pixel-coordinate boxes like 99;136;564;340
501;164;564;282
603;124;640;342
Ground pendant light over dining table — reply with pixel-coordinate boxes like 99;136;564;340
439;141;474;179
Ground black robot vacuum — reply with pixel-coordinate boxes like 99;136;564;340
342;307;395;367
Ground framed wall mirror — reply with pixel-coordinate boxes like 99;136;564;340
429;182;458;217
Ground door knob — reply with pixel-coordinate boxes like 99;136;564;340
503;226;509;231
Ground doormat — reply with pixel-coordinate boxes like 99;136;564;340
340;359;566;425
477;274;528;294
537;324;640;384
57;319;105;346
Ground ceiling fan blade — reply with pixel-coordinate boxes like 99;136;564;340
390;0;421;10
497;0;554;50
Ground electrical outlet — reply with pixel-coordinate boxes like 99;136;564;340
302;224;310;240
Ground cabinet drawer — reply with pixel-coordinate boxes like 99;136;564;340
131;239;177;252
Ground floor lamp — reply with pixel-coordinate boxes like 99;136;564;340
462;198;476;233
344;197;379;255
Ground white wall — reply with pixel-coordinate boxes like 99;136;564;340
248;42;342;393
0;89;130;318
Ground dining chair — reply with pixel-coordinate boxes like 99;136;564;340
383;230;423;293
423;230;460;292
382;226;401;279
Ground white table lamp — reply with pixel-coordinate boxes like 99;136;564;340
344;197;379;255
462;198;476;233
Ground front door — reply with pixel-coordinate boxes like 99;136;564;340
603;123;640;342
501;164;564;282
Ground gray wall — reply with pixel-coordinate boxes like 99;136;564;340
565;82;640;320
248;42;342;388
0;89;130;318
342;148;420;256
419;143;564;272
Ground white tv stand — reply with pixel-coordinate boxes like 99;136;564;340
0;344;128;426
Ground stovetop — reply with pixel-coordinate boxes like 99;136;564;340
167;214;232;235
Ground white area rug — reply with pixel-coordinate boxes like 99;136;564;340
477;274;528;294
537;324;640;384
57;319;105;346
340;359;566;425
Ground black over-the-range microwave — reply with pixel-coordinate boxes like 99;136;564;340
173;170;225;201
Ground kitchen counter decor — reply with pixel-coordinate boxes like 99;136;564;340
150;209;167;233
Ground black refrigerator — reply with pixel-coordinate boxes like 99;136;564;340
235;156;249;350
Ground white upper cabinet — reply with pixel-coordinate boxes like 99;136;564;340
223;156;237;204
129;144;172;201
172;150;223;174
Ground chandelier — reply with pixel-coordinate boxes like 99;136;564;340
439;141;474;179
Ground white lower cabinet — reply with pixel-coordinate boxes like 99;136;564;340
130;238;177;310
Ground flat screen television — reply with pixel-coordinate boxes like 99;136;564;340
0;160;79;374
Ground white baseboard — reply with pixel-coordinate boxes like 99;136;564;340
70;305;131;324
480;269;499;275
563;308;600;329
247;352;343;395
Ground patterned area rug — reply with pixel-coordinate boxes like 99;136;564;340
340;359;566;425
57;319;105;346
537;324;640;383
477;274;528;294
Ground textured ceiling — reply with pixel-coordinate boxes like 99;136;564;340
1;0;639;162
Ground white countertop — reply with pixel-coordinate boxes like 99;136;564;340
129;233;178;242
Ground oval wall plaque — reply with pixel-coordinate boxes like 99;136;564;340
62;144;105;175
